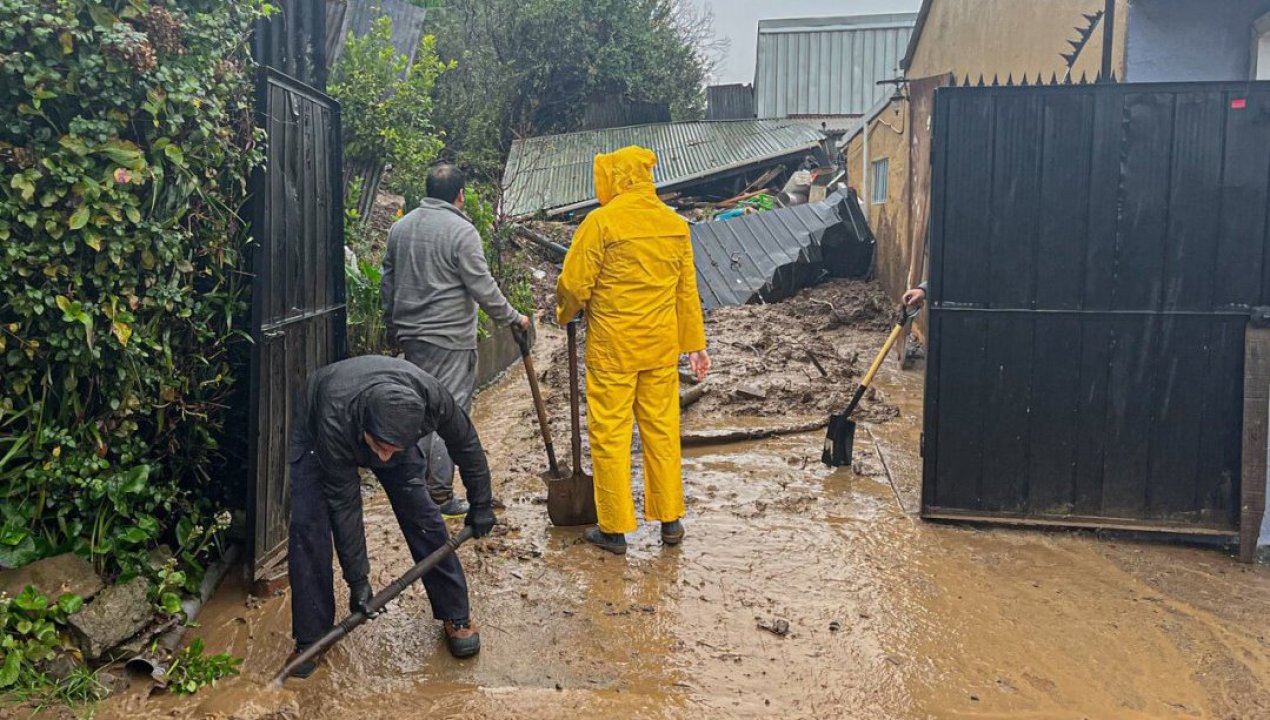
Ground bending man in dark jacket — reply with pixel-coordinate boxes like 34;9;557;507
287;355;495;677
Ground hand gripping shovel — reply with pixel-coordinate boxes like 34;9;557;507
512;324;560;478
822;305;920;467
269;526;474;687
546;320;598;527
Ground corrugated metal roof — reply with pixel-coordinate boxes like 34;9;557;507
754;13;916;119
503;119;826;218
326;0;427;67
690;189;875;309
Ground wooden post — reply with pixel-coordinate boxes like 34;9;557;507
1100;0;1117;82
1239;309;1270;563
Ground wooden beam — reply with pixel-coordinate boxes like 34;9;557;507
1100;0;1116;82
1240;310;1270;562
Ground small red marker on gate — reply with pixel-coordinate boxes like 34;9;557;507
1232;97;1248;110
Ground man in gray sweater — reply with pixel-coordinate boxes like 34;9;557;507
382;165;530;517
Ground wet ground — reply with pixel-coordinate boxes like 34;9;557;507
97;283;1269;720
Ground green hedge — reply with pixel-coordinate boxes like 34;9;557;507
0;0;266;582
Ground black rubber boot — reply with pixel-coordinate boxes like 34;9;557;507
661;520;685;546
444;617;481;659
584;527;628;555
287;645;319;679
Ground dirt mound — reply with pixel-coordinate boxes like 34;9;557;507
690;279;900;423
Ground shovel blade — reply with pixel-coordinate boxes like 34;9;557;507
547;470;598;527
822;413;856;467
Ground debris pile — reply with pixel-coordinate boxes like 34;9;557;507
687;279;900;423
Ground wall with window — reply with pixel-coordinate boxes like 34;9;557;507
843;99;911;301
1126;0;1270;82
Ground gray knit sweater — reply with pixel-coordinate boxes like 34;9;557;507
381;199;520;350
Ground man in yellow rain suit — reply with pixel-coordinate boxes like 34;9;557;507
556;146;711;555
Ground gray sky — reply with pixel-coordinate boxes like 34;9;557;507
692;0;923;84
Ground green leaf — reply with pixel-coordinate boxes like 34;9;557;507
176;517;195;547
0;536;38;569
0;652;20;688
57;593;84;615
119;526;148;544
9;175;35;203
58;135;89;156
164;144;185;166
121;465;150;494
98;139;144;171
160;592;182;615
86;4;119;29
68;205;89;230
13;587;47;612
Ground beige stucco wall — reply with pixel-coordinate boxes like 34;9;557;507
907;0;1129;81
844;99;911;303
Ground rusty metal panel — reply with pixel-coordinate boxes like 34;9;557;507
923;81;1270;535
247;69;346;578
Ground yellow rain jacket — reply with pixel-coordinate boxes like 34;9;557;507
556;146;707;534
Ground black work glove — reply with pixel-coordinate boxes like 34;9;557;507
465;503;496;538
349;578;378;618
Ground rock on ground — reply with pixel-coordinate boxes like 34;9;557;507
0;553;103;601
68;576;152;659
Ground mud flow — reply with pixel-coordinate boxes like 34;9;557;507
97;280;1269;720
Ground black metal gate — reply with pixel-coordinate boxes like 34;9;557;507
247;69;345;578
923;81;1270;534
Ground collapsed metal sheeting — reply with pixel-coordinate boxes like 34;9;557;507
691;189;875;310
502;119;827;218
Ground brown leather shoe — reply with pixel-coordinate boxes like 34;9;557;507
444;618;481;658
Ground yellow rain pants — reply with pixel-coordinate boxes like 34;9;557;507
556;146;707;534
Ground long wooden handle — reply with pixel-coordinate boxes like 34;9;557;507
522;354;559;477
269;526;475;687
567;321;582;469
843;312;916;417
861;323;905;387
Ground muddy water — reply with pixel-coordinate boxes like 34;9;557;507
98;327;1269;720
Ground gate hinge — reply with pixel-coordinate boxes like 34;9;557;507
920;432;925;457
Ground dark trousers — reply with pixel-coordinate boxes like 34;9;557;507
287;443;470;648
401;340;477;503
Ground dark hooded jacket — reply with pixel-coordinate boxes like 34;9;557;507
292;355;492;585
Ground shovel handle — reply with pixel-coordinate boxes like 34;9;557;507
844;308;918;417
513;326;559;477
567;320;583;469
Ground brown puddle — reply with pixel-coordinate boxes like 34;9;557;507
96;314;1269;720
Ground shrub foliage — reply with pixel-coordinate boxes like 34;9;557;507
0;0;266;579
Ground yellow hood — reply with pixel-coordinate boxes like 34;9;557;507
593;146;657;206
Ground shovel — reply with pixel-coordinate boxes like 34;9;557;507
822;305;920;467
546;320;598;527
270;526;474;687
512;324;560;478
